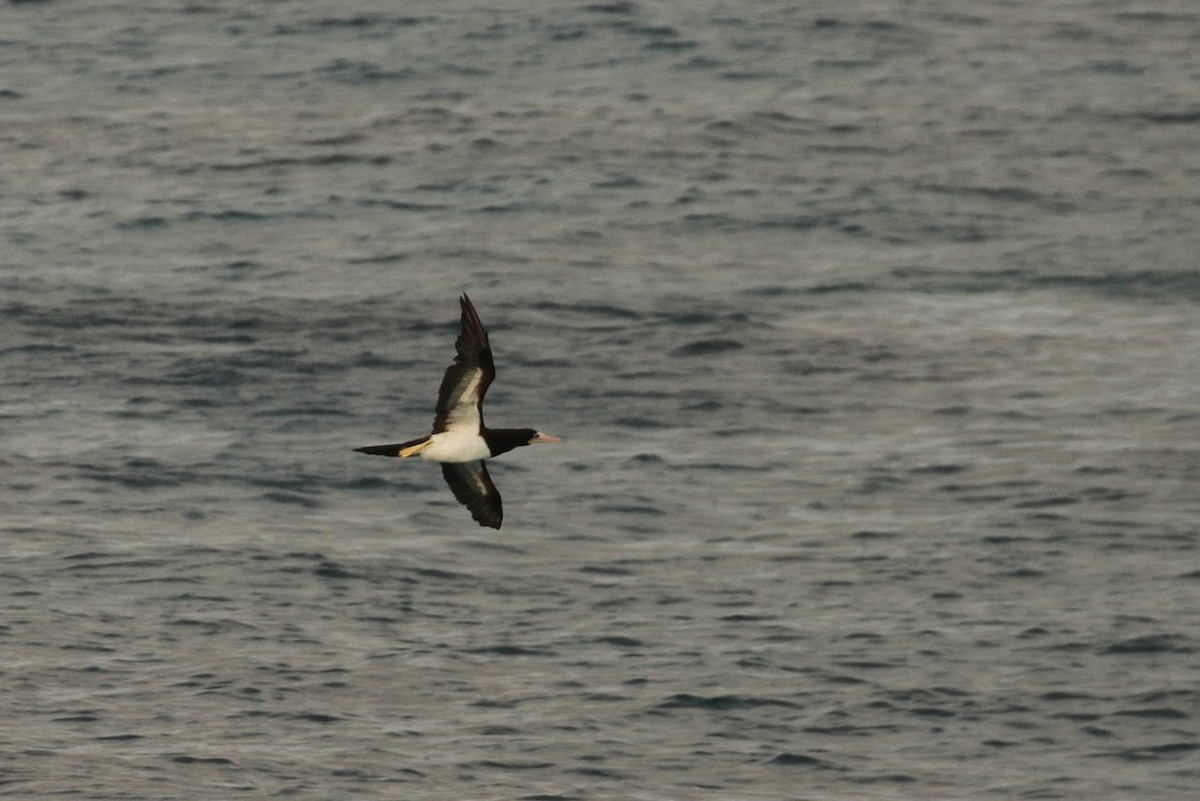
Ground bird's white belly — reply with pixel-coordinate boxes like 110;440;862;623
420;430;491;462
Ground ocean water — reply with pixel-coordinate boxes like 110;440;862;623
3;2;1199;799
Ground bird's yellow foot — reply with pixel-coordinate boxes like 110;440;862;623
398;439;431;458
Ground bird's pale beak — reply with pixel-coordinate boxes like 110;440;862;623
533;433;565;444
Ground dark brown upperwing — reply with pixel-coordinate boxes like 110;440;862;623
440;461;503;529
432;293;497;434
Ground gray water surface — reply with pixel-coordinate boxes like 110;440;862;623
3;2;1199;799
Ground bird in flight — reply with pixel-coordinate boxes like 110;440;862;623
355;294;564;528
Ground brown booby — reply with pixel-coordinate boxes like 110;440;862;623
355;294;564;528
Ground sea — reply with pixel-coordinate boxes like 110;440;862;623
2;2;1199;799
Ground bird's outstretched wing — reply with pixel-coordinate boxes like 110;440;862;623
440;461;502;529
433;293;497;434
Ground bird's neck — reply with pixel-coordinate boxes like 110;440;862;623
483;428;534;457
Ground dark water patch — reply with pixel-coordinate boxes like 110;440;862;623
53;713;100;723
852;530;901;539
261;491;321;509
1113;707;1189;720
117;209;319;230
0;342;75;356
665;310;750;326
167;618;232;635
721;613;774;623
894;266;1200;299
208;153;392;171
254;405;352;418
346;252;410;266
585;2;636;13
1132;110;1200;125
467;645;557;657
1015;496;1079;509
743;284;801;297
672;338;743;357
273;15;430;35
1131;689;1200;705
163;359;247;388
556;301;643;320
908;706;957;719
471;698;522;709
313;561;362;580
183;210;270;223
340;472;420;491
915;182;1052;205
979;738;1017;753
857;474;906;494
644;38;697;52
835;660;901;670
116;216;169;231
77;460;196;490
944;485;1019;504
250;474;331;494
460;538;527;555
274;551;328;562
569;766;625;779
806;281;874;294
171;755;235;765
622;24;682;40
804;722;899;736
579;564;635;576
349;350;424;369
468;760;555;770
548;25;588;42
684;397;722;412
1102;634;1192;655
677;461;774;472
316;59;416;84
409;566;473;581
312;15;415;30
1084;60;1145;76
593;635;644;647
979;534;1034;545
768;752;833;768
718;70;782;82
1093;742;1200;761
353;197;449;212
1083;726;1115;738
847;773;918;784
1079;486;1133;502
63;555;167;571
994;567;1046;579
614;415;668;428
1042;691;1098;702
656;693;798;711
679;212;827;232
593;174;644;189
912;463;967;475
168;593;234;603
594;503;665;516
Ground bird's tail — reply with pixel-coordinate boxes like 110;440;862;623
354;436;430;457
